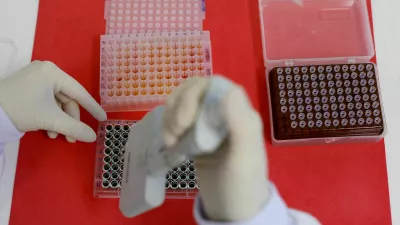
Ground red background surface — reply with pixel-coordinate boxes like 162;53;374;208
9;0;392;224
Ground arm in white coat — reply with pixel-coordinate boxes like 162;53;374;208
0;107;24;155
194;183;321;225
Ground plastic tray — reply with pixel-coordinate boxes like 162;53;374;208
258;0;386;146
99;31;212;111
104;0;205;34
268;63;386;146
93;120;199;199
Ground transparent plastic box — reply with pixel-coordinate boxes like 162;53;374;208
99;31;213;112
258;0;387;146
94;120;199;198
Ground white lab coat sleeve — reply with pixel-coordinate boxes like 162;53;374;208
194;183;321;225
0;106;24;155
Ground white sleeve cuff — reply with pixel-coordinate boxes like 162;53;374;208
193;183;294;225
0;106;24;154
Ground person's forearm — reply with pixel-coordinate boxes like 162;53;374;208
194;183;321;225
0;144;4;157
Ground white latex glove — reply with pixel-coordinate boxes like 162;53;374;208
0;61;107;142
163;76;269;221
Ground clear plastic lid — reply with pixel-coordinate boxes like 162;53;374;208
259;0;375;67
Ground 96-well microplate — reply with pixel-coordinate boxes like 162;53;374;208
100;31;212;111
269;63;384;141
105;0;205;34
94;121;199;199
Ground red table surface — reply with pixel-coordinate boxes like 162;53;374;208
10;0;391;224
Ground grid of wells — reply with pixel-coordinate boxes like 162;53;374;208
100;31;212;100
94;121;199;197
269;63;384;140
105;0;205;34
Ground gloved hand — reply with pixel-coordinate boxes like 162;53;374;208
163;76;269;222
0;61;107;143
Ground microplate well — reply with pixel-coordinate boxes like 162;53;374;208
100;31;212;111
105;0;206;34
94;120;199;199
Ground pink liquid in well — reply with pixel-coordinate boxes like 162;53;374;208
261;1;373;61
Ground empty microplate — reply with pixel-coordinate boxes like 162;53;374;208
100;31;213;112
105;0;206;34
